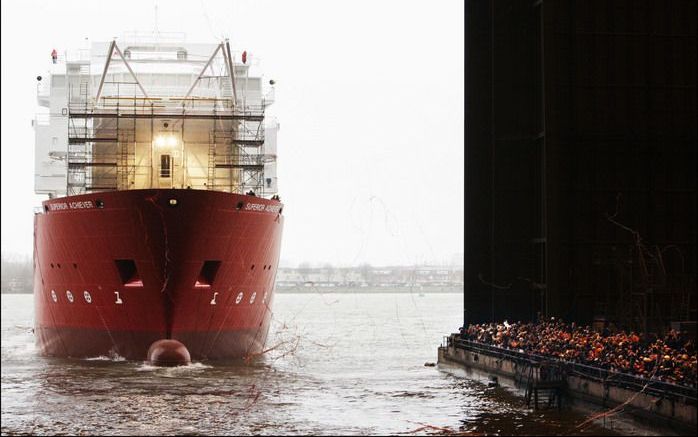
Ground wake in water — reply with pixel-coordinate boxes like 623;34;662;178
83;354;126;362
135;361;213;373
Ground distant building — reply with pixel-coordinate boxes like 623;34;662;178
275;265;463;289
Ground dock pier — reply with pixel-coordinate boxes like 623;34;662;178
438;335;697;434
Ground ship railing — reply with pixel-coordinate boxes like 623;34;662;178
215;154;267;166
66;93;268;114
33;206;44;215
233;129;266;140
453;338;697;402
37;80;51;98
33;113;51;126
67;101;266;119
176;98;266;114
64;49;91;63
68;126;119;137
45;52;89;66
229;50;262;67
263;88;275;105
46;54;66;65
139;86;237;99
68;155;88;163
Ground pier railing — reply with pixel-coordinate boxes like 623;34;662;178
449;336;697;403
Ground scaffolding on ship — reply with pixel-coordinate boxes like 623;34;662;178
65;39;272;197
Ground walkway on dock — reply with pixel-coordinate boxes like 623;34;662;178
447;336;697;404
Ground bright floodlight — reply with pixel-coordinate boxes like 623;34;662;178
154;135;178;148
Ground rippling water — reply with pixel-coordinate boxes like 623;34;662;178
2;292;619;435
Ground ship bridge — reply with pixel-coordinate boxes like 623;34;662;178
34;34;279;198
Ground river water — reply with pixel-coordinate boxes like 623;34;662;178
2;292;620;435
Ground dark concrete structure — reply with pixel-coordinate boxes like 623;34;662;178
439;336;697;434
464;0;696;333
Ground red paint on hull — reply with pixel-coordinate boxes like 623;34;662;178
33;189;284;360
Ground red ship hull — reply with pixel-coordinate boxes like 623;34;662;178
33;189;284;361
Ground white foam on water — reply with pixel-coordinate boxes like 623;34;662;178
136;361;212;372
83;354;126;362
83;356;112;361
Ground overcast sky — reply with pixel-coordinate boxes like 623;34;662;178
1;0;464;267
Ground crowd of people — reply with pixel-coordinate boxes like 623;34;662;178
459;318;697;388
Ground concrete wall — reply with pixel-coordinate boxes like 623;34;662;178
438;344;696;434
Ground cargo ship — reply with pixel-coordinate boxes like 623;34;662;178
32;34;283;361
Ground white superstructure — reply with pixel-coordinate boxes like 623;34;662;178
35;33;278;198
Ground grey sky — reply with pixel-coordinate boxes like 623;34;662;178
1;0;464;267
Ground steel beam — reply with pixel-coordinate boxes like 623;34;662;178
94;40;116;104
112;43;150;100
183;43;223;100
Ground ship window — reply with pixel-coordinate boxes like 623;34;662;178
195;260;221;288
115;259;143;287
160;154;171;178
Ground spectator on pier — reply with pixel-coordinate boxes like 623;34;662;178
460;318;697;388
51;49;57;64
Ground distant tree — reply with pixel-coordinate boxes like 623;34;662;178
298;262;312;281
359;263;372;284
341;267;352;286
322;263;334;283
1;255;33;293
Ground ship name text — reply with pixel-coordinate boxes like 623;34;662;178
47;200;95;211
245;203;282;213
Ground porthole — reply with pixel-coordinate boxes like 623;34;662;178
251;265;255;270
51;289;57;302
66;290;74;303
250;292;257;304
50;263;54;268
83;290;92;304
235;292;244;304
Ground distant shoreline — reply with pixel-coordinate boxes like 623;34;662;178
1;289;33;294
2;287;463;295
276;286;463;294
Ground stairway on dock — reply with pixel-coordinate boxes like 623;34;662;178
524;361;565;410
526;380;563;410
